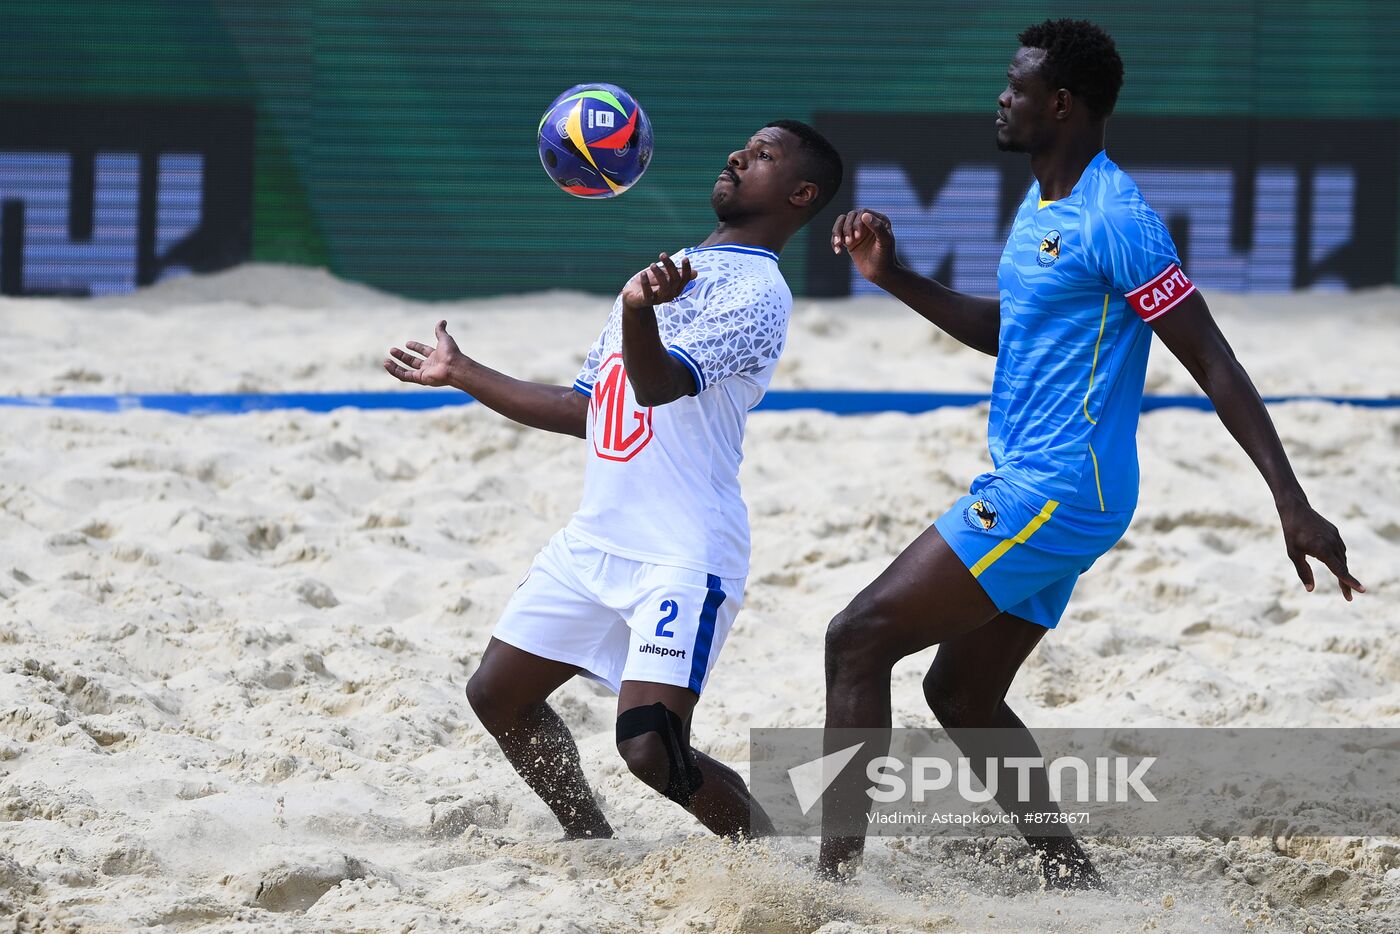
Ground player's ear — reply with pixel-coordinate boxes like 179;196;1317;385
1054;88;1073;121
790;180;818;212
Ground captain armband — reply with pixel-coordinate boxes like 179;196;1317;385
1126;264;1195;322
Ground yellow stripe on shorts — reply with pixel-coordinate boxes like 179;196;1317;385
969;499;1061;579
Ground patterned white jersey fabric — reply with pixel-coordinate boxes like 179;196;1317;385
568;244;792;578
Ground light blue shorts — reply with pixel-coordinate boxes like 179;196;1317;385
933;475;1133;629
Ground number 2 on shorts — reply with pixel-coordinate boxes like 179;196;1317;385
655;599;678;638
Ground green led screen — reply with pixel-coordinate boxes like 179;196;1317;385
1;1;1397;298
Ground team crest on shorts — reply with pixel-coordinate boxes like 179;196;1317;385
1038;230;1061;267
964;498;999;531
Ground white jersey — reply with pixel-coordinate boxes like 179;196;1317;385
567;244;792;579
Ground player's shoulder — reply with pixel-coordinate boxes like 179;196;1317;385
688;247;791;308
1086;155;1154;216
1083;155;1165;241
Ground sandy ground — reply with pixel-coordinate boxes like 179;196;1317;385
1;266;1398;933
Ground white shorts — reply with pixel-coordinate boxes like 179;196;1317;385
491;528;744;696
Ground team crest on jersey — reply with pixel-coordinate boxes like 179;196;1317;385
964;498;999;531
1037;230;1062;267
590;353;654;462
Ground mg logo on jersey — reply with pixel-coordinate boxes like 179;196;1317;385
590;353;654;462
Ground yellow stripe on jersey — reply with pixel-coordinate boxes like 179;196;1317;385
1083;294;1109;425
1088;443;1105;512
1038;198;1056;209
970;499;1061;578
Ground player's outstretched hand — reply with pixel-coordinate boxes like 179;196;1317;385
622;253;696;311
832;209;898;285
384;319;461;387
1281;503;1365;601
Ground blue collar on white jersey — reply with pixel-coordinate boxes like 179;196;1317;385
686;244;779;262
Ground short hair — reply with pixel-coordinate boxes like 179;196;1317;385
764;119;843;216
1017;19;1124;119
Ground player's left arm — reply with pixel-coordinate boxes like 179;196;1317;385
619;252;701;407
1150;292;1364;600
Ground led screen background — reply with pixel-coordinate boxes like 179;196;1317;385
1;1;1397;298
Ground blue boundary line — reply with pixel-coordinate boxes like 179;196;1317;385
0;390;1396;415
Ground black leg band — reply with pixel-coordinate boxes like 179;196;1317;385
616;702;704;808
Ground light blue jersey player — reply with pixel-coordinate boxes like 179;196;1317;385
931;149;1196;630
819;18;1361;890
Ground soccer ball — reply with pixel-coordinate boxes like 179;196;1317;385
538;83;653;198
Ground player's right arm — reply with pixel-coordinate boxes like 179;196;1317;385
833;209;1000;356
384;320;588;438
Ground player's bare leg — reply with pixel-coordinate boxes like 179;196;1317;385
466;638;614;839
819;528;1001;876
924;617;1102;889
616;680;775;838
818;526;1002;878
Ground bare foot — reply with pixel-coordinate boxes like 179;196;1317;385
1030;837;1104;891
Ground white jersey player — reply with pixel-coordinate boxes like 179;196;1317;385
503;244;788;697
385;121;843;839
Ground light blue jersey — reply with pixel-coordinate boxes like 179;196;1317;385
936;151;1195;629
987;150;1194;513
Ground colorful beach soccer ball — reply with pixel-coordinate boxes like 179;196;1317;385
537;83;653;198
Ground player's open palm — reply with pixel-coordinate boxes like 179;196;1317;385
622;252;696;310
833;209;898;284
385;320;460;387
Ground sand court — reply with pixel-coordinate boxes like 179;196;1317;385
1;269;1398;931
